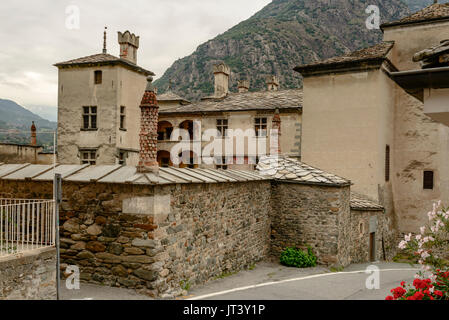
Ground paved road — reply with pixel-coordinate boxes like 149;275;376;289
186;262;419;300
60;262;419;300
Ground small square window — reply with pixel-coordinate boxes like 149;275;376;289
80;150;97;165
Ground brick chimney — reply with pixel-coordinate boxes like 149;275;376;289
30;121;37;146
137;76;159;173
118;31;139;64
270;109;281;155
238;80;250;93
213;62;230;97
267;75;279;91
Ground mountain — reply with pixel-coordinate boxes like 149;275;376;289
0;99;56;148
154;0;411;101
404;0;449;12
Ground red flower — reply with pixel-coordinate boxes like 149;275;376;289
413;279;427;289
413;291;425;300
401;281;406;287
407;296;416;300
385;295;394;300
434;290;443;297
391;287;407;299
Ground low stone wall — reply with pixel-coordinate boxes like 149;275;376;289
0;247;56;300
153;182;271;296
270;182;351;267
0;179;271;297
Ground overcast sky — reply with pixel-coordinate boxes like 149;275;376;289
0;0;271;121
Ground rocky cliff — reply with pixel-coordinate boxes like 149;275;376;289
154;0;414;101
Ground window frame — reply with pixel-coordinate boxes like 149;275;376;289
216;119;229;137
82;106;98;130
120;106;126;131
423;171;434;190
80;149;97;165
254;117;268;137
94;70;103;85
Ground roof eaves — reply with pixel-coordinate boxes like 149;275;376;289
380;15;449;31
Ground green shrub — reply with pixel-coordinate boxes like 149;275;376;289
280;247;317;268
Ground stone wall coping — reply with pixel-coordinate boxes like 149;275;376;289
0;246;56;264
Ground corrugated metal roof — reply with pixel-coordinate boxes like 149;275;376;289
0;163;270;185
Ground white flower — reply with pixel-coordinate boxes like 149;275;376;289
421;251;430;259
398;240;407;249
420;226;426;234
416;234;422;241
405;233;412;242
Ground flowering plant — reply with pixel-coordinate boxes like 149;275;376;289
386;201;449;300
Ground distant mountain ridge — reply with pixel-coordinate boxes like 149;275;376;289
154;0;412;101
0;99;56;148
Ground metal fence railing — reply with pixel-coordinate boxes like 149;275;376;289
0;199;55;257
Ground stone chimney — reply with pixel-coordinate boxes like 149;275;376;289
267;76;279;91
137;76;159;173
270;109;281;155
238;80;250;93
213;62;230;97
118;31;140;64
30;121;37;146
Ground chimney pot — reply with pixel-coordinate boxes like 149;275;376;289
266;75;280;91
213;62;230;97
137;76;159;173
30;121;37;146
238;80;250;93
118;31;140;64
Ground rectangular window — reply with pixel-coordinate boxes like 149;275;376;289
94;70;102;84
80;150;97;165
118;151;126;165
255;117;267;137
120;106;126;130
423;171;434;190
385;145;390;182
216;119;228;137
82;106;97;130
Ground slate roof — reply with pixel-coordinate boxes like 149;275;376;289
159;89;302;115
350;193;384;211
381;3;449;29
0;163;269;185
256;155;350;186
54;53;154;76
294;42;395;76
158;90;190;104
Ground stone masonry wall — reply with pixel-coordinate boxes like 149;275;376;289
152;182;271;297
0;179;271;297
0;247;56;300
350;209;395;263
270;182;351;267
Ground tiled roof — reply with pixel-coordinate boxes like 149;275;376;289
54;53;154;76
256;155;350;186
159;89;302;115
381;3;449;29
294;42;395;76
0;163;269;185
350;193;384;211
158;91;190;104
